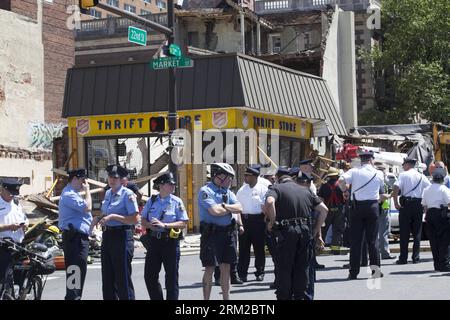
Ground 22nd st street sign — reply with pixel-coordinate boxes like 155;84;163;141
151;56;194;70
128;26;147;46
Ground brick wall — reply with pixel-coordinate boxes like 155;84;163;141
42;0;74;123
11;0;37;20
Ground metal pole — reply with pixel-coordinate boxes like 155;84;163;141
240;11;245;54
167;0;177;178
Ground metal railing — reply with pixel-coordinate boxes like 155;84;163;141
76;13;168;38
254;0;380;14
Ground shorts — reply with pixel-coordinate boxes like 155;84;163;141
200;230;237;267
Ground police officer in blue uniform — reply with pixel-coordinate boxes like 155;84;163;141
339;151;385;279
198;163;243;300
0;179;28;297
141;172;188;300
58;168;92;300
98;164;139;300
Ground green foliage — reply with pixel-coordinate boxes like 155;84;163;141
366;0;450;124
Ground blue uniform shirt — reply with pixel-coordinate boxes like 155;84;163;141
101;185;139;227
141;194;189;232
198;182;238;226
58;185;92;235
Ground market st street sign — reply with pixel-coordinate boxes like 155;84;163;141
151;56;193;70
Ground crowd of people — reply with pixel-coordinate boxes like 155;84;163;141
0;155;449;300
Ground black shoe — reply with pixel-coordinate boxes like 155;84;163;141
314;263;325;269
382;255;396;260
412;259;420;264
347;274;357;280
239;276;247;282
255;274;264;281
396;260;407;265
230;276;243;285
437;266;450;272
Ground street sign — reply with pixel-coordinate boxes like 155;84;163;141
151;56;194;69
169;44;182;57
128;26;147;46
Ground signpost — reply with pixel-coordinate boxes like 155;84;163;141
128;26;147;46
151;56;193;70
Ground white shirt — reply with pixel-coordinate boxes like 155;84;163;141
236;181;268;214
258;176;272;188
394;169;431;198
0;197;28;243
342;164;384;201
421;183;450;209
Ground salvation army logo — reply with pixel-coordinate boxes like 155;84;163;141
212;111;228;129
242;111;249;129
76;119;90;135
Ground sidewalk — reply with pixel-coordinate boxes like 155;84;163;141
176;234;432;256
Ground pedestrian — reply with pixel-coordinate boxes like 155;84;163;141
339;151;385;280
97;164;139;300
392;157;431;264
421;168;450;271
376;165;396;260
434;161;450;188
265;171;327;300
0;179;28;297
198;163;243;300
141;172;188;300
58;168;92;300
318;167;346;254
236;164;268;282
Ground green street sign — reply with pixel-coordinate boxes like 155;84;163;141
128;26;147;46
169;44;182;57
151;56;194;70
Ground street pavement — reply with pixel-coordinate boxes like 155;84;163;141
41;243;450;300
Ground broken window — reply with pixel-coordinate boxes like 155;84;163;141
269;34;282;54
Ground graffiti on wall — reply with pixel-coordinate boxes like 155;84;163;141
29;122;66;150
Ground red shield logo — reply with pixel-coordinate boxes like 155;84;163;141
212;111;228;128
76;119;90;135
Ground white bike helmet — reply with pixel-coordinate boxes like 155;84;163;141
210;163;235;178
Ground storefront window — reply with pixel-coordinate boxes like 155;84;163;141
291;141;301;167
280;139;290;167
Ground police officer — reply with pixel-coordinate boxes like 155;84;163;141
236;164;268;282
299;159;317;194
198;163;243;300
421;168;450;271
141;172;188;300
58;168;92;300
339;151;385;279
0;179;28;296
392;157;431;264
265;171;327;300
98;164;139;300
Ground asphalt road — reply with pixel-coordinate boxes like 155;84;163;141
41;249;450;300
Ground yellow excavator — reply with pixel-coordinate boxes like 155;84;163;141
433;123;450;165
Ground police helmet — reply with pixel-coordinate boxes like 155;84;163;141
210;163;235;178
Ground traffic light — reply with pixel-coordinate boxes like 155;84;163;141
79;0;98;9
150;117;165;132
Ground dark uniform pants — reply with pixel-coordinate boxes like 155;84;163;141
238;214;266;278
399;199;423;262
265;230;278;288
62;231;89;300
349;201;380;276
101;228;135;300
322;206;345;247
0;246;13;297
276;225;311;300
144;237;180;300
425;208;450;270
305;238;316;300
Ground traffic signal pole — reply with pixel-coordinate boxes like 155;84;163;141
167;0;177;177
88;1;178;178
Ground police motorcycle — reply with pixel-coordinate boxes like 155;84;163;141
0;238;55;300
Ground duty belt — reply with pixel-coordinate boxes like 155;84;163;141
279;217;310;226
102;225;134;232
148;230;170;240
